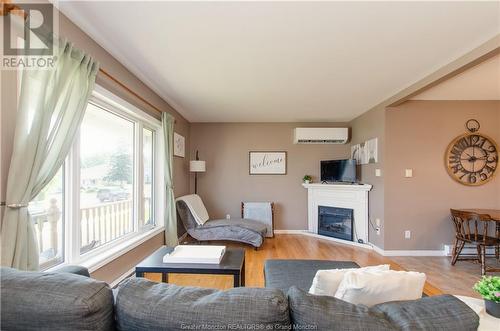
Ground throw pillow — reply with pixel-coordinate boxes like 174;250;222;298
334;269;426;307
308;264;390;296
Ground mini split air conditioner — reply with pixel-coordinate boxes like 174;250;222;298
293;128;349;144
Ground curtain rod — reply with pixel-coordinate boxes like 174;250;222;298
2;2;176;122
1;1;26;19
99;68;175;122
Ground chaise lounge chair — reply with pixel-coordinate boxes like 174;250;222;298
176;194;268;248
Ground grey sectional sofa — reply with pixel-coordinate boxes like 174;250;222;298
1;263;479;331
264;259;361;292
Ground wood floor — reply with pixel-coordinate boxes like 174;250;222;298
144;234;498;298
393;255;500;298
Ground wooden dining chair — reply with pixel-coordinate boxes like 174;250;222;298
450;209;500;275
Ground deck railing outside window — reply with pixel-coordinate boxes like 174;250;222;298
31;196;151;268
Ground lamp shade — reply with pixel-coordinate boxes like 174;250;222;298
190;160;206;172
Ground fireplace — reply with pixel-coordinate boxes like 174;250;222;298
303;183;371;245
318;206;354;241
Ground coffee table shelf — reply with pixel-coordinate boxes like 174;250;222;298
135;246;246;287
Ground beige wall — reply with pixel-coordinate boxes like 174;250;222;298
348;105;386;248
0;6;191;280
384;100;500;250
189;123;350;230
411;54;500;101
56;11;191;198
90;232;164;284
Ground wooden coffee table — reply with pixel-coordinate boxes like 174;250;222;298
135;246;246;287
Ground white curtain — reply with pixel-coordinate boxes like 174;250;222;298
1;40;99;270
162;113;178;246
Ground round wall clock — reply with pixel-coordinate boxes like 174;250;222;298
445;119;498;186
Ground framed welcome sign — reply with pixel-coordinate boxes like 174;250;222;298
249;151;287;175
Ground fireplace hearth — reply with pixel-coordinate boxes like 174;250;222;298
318;206;354;241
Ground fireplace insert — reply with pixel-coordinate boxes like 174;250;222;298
318;206;354;241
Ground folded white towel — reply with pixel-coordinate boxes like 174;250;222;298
176;194;210;225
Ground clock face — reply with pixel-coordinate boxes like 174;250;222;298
446;133;498;186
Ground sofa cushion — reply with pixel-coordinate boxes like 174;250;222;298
288;286;396;331
54;265;91;277
289;286;480;331
203;218;267;236
264;259;359;292
115;278;290;331
0;267;114;331
371;294;480;331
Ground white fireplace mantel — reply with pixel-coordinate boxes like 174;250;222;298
302;183;372;246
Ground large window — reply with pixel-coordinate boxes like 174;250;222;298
29;87;163;270
80;104;135;254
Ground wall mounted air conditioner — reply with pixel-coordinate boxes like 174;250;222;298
293;128;349;144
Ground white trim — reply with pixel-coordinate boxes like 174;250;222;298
48;226;164;274
371;244;386;256
273;230;308;234
155;127;165;228
66;140;81;263
83;226;165;273
135;121;142;229
302;183;371;244
274;230;373;250
109;266;136;288
302;183;373;192
443;245;497;256
371;244;446;256
91;85;161;128
273;232;447;256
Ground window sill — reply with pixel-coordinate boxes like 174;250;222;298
48;227;165;274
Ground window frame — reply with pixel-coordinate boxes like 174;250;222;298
142;126;156;228
47;85;165;271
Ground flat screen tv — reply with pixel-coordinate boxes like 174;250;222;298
320;159;357;183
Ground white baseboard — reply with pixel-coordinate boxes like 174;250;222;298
375;245;497;257
443;245;497;256
274;232;447;256
274;230;373;250
109;267;135;288
273;230;308;234
371;244;446;257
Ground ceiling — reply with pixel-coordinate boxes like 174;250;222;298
57;1;500;123
412;54;500;100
